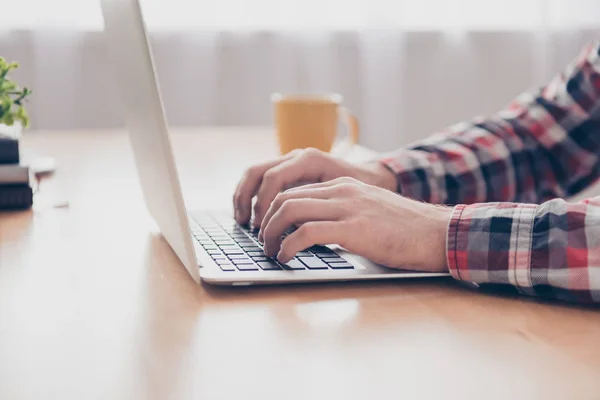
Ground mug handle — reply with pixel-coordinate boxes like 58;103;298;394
338;106;359;145
333;107;359;158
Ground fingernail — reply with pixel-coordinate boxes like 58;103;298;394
276;252;285;263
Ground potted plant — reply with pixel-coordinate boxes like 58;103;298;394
0;57;31;139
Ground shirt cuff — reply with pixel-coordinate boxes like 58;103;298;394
378;151;442;202
446;202;538;294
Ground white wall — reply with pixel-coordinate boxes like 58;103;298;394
1;28;598;150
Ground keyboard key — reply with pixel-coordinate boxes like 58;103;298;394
219;245;239;251
295;251;312;257
257;261;282;270
315;253;341;259
236;240;255;245
232;257;254;265
298;256;329;270
219;263;236;271
327;262;354;269
309;245;333;253
214;240;236;246
325;258;347;263
249;229;260;238
210;235;230;241
207;250;222;255
221;248;244;255
251;256;270;262
247;251;267;257
219;223;238;229
198;239;213;245
236;264;259;271
201;244;218;250
228;254;250;260
213;258;230;265
241;245;262;252
281;259;305;270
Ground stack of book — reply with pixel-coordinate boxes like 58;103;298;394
0;133;33;210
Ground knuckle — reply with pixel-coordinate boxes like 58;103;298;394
278;198;298;218
301;147;323;159
245;165;261;179
273;192;288;208
296;223;315;241
353;214;370;228
340;176;359;184
335;182;358;195
331;176;355;186
262;169;279;185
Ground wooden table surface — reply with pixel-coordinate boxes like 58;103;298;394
1;128;599;400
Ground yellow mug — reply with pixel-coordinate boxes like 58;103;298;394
272;93;359;155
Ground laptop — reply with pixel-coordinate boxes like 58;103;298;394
99;0;450;285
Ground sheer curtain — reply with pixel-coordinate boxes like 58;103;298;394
1;0;599;150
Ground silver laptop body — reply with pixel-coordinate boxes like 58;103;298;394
99;0;450;285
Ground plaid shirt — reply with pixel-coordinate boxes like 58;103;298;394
380;40;600;303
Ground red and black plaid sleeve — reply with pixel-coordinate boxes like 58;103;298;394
380;40;600;303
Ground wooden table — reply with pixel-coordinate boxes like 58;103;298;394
1;128;599;400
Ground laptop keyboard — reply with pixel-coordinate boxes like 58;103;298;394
189;212;354;272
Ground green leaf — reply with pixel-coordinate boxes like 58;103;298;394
0;60;18;79
13;88;31;104
0;57;31;127
2;112;14;126
14;106;29;128
1;80;16;91
0;95;12;111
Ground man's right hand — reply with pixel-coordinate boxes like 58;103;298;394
233;148;397;228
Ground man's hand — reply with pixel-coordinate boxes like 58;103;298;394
233;148;397;227
259;177;452;273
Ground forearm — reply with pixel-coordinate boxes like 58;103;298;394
379;40;600;205
447;198;600;303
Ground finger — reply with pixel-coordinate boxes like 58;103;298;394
283;176;359;193
261;199;345;257
233;151;298;224
252;151;327;228
258;185;341;242
277;221;344;263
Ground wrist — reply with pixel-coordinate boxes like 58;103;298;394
357;161;397;192
429;206;452;273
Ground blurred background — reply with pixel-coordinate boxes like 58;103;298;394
1;0;599;150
